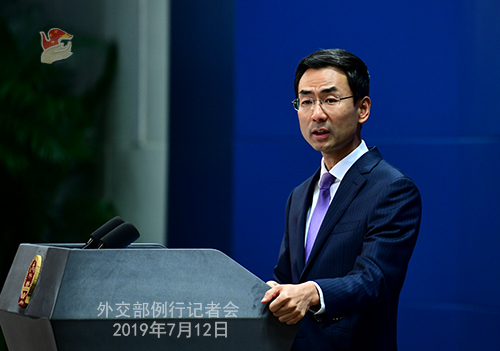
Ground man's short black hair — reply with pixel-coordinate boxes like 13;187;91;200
294;49;370;104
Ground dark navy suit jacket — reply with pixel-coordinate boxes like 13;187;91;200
273;147;422;351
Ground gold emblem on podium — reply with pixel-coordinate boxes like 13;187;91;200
18;255;42;308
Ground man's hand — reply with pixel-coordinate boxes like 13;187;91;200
266;280;279;288
261;282;320;325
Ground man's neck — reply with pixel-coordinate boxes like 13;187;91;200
322;139;362;171
321;140;369;178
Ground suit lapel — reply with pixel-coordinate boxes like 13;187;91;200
291;170;319;277
299;147;382;280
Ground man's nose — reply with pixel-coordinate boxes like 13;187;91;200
311;101;327;121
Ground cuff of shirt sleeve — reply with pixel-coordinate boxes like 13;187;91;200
310;281;326;315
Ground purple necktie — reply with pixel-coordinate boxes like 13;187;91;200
305;172;335;263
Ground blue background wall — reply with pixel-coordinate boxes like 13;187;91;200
169;0;500;349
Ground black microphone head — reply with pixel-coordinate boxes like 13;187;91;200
82;216;124;249
97;222;140;249
90;216;124;240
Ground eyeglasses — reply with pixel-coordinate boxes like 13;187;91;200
292;95;358;112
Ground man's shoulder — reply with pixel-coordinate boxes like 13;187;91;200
357;147;415;182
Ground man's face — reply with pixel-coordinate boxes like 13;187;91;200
297;67;368;165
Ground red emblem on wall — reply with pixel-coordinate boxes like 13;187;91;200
39;28;73;64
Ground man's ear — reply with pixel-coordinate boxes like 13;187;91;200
358;96;371;125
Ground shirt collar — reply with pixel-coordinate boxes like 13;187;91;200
320;140;369;181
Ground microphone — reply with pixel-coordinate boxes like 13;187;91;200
82;216;124;249
97;222;140;249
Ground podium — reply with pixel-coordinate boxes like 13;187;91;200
0;244;298;350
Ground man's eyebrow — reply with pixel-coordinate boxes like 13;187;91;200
298;86;339;95
320;86;339;94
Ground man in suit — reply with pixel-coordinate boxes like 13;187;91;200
261;49;422;350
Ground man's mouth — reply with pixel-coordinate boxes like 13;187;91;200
311;128;330;140
312;128;330;135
